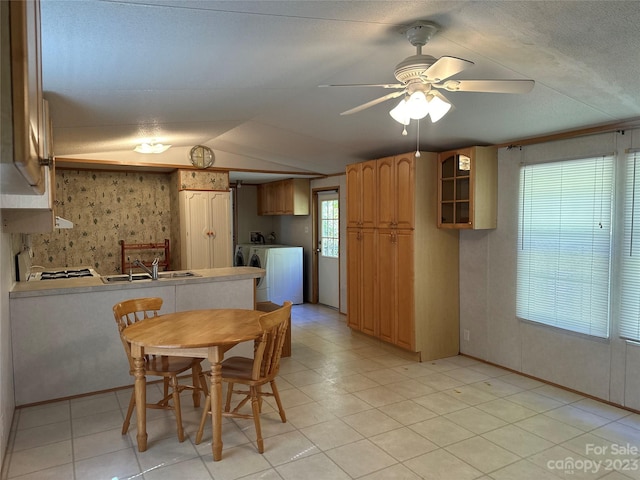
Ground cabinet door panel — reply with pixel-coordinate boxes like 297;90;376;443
395;231;415;350
183;191;211;269
209;192;232;267
395;154;415;229
377;230;395;342
360;229;377;336
282;180;293;214
346;164;361;227
376;156;394;228
346;228;361;329
360;160;377;228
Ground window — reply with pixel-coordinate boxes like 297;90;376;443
619;150;640;341
320;198;339;258
517;155;614;338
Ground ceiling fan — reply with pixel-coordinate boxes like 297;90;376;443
321;21;535;124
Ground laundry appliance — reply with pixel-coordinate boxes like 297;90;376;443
234;243;287;266
248;246;303;304
233;244;254;266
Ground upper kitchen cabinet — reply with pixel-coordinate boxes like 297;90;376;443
2;99;59;233
257;178;309;215
0;0;46;195
376;154;415;230
1;1;61;233
346;160;376;228
438;146;498;229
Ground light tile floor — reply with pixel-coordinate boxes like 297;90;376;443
3;303;640;479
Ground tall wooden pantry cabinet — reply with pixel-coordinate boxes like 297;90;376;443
346;152;460;361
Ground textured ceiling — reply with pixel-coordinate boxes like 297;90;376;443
41;0;640;182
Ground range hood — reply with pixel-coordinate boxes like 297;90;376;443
55;216;73;229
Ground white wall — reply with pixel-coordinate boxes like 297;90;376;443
0;232;18;469
459;128;640;408
234;185;275;244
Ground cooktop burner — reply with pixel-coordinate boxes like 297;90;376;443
39;269;95;280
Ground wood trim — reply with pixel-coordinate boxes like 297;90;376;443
493;117;640;149
55;156;326;177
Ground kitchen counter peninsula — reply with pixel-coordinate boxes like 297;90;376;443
10;267;264;405
10;266;264;297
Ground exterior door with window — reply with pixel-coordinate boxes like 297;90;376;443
318;192;339;308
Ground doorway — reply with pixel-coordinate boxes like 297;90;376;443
313;189;340;309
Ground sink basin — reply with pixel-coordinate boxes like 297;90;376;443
157;271;201;279
101;273;152;283
101;271;201;283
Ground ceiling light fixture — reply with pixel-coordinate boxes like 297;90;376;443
134;142;171;154
389;89;452;158
389;90;451;125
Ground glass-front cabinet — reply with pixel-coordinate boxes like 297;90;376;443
437;146;498;230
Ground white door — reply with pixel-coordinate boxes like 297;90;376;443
208;191;232;267
317;192;339;308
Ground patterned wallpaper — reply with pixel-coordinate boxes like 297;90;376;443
31;168;230;275
31;169;172;275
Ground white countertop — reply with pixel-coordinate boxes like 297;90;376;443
10;266;265;298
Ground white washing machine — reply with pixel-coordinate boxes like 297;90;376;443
248;246;303;304
234;244;254;266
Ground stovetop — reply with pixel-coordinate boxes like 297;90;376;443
39;269;95;280
28;268;100;281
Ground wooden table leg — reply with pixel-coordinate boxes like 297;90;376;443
208;346;224;461
131;346;147;451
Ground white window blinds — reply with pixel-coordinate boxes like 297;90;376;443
517;156;614;338
619;150;640;341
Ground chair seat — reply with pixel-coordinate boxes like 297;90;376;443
144;355;198;376
221;356;256;382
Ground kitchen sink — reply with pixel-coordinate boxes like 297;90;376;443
101;273;152;283
101;271;200;283
157;271;201;279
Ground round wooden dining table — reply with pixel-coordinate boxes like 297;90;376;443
122;308;263;461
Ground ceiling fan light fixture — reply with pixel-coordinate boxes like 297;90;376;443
389;98;411;125
426;95;451;123
406;90;429;120
134;142;171;154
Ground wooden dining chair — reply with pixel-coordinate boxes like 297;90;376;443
113;297;206;442
195;301;293;453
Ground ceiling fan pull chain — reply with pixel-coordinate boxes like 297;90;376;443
416;120;421;158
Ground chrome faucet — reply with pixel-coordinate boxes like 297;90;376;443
132;257;159;280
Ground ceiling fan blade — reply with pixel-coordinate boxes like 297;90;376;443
438;79;535;93
430;89;455;108
340;90;406;116
319;83;404;89
422;56;474;82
